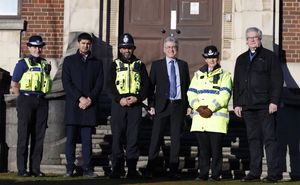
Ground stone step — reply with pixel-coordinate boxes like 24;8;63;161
40;165;291;180
40;165;106;176
59;154;247;171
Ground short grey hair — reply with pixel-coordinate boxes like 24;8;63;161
246;27;263;39
164;36;178;48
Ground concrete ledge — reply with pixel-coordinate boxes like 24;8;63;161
0;19;25;30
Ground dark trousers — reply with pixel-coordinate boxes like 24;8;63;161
277;106;300;179
195;132;224;178
65;125;92;171
110;101;141;171
243;109;278;177
16;95;48;173
147;101;184;171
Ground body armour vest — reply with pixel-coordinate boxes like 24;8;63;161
19;58;51;93
115;59;142;94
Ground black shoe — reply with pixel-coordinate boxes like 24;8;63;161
17;171;30;177
241;174;260;182
169;172;181;180
210;176;221;181
83;170;97;178
109;171;121;179
143;170;153;179
195;176;208;181
32;171;46;177
262;176;278;183
64;170;74;177
290;176;300;182
126;171;142;179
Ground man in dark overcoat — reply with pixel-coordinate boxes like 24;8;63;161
233;27;283;183
62;32;103;178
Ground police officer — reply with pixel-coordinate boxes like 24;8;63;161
187;45;232;181
108;33;149;179
11;35;52;177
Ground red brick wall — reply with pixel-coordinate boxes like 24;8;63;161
21;0;64;59
282;0;300;63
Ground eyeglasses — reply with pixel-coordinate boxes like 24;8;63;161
247;36;260;40
165;46;177;49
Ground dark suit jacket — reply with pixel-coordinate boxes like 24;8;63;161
148;58;190;113
62;50;104;126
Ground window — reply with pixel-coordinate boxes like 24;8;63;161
0;0;21;18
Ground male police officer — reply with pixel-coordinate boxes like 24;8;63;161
108;33;149;179
11;35;51;177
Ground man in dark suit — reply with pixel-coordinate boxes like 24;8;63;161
145;36;190;179
62;32;103;178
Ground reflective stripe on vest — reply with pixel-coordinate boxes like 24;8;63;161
115;59;142;94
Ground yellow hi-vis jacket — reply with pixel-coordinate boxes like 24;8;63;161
115;59;142;94
187;66;232;134
19;58;52;93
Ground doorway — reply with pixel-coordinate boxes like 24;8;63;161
123;0;222;75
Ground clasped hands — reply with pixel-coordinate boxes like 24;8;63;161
79;96;92;110
196;105;213;118
120;96;137;107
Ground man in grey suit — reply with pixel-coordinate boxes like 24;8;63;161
144;36;190;180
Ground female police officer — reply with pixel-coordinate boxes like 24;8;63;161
11;35;51;177
187;45;232;181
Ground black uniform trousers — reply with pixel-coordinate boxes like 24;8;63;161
195;132;224;179
147;100;185;172
65;125;92;171
243;109;278;178
110;101;142;171
16;94;48;173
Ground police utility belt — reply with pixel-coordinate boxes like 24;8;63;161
21;92;45;98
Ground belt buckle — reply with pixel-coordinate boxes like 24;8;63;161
22;93;43;98
23;93;30;96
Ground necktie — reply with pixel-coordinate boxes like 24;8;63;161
170;60;177;98
249;51;256;61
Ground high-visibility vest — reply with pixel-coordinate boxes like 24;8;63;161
19;58;52;93
115;59;142;94
187;67;232;134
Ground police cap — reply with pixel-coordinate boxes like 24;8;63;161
202;45;219;58
118;33;135;49
27;35;45;47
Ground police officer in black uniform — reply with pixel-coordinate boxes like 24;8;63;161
108;33;149;179
11;35;52;177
